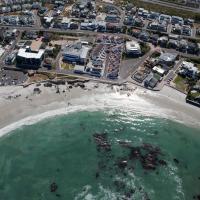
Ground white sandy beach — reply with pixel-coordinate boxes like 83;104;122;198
0;81;199;136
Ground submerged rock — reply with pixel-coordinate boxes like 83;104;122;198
50;182;58;192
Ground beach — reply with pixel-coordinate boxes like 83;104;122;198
0;81;200;200
0;81;199;134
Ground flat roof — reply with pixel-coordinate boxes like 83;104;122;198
17;48;45;59
153;66;165;75
159;53;177;62
30;39;43;52
63;42;90;59
61;17;71;24
126;40;141;51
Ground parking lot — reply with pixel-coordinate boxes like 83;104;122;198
0;69;27;86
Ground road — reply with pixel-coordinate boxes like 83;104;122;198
141;0;200;13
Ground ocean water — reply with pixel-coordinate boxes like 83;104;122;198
0;110;200;200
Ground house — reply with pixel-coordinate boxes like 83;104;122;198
148;21;167;32
133;17;144;27
106;23;121;33
139;31;150;42
5;52;16;65
123;16;134;26
171;16;184;25
150;34;159;45
158;36;168;47
184;18;194;26
60;17;71;29
187;42;198;54
182;25;191;36
43;17;53;27
131;28;141;38
158;53;177;66
125;40;141;56
171;24;182;35
69;22;79;29
148;12;160;21
159;14;171;23
153;66;165;76
179;61;199;78
62;42;90;64
80;21;96;31
97;21;106;32
148;77;159;88
167;39;179;49
11;5;21;12
179;39;188;52
105;15;120;23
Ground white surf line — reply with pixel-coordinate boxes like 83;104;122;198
0;91;195;137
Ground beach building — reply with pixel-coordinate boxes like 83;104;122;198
62;42;90;64
125;40;141;56
153;66;165;76
158;53;177;66
60;17;71;29
179;61;199;78
16;39;45;69
171;16;184;25
159;14;171;23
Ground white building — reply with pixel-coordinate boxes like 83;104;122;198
153;66;165;76
125;40;141;56
63;42;90;64
179;61;199;78
16;39;45;69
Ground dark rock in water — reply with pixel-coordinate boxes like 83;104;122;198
118;140;132;148
158;159;167;166
129;147;141;159
193;195;200;200
93;133;111;152
114;180;126;191
116;158;128;169
98;161;106;169
144;192;150;200
124;191;131;198
173;158;179;164
56;194;61;197
95;172;100;178
50;182;58;192
154;130;159;135
129;189;135;194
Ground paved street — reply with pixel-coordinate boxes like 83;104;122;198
141;0;200;13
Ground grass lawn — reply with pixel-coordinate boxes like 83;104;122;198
173;75;188;93
61;63;74;70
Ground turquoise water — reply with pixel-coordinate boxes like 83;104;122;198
0;110;200;200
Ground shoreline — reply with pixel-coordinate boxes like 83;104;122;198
0;81;199;137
